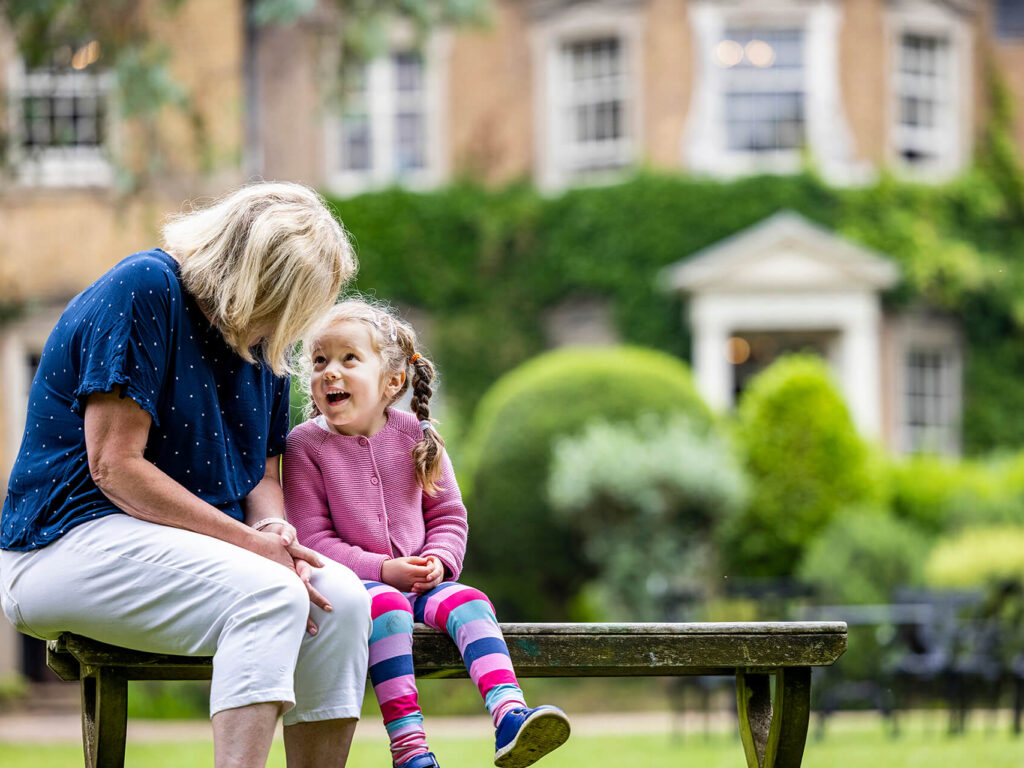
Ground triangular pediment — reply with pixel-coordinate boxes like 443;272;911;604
661;211;900;293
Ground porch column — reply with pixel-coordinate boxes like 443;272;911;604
836;298;884;438
690;298;732;411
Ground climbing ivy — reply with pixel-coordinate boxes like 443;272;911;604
327;158;1024;454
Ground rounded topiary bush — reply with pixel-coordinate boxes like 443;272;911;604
723;354;876;579
461;346;713;620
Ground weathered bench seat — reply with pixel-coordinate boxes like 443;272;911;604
47;621;847;768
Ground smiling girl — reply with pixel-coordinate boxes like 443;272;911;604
282;298;569;768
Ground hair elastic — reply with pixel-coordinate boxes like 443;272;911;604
410;353;421;364
419;419;433;432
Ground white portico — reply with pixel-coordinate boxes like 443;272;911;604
661;211;901;439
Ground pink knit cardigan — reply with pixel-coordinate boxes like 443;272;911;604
282;408;468;582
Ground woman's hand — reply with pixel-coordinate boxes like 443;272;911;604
381;557;435;592
411;556;445;595
251;529;302;570
293;558;331;635
260;520;298;547
260;521;327;572
251;527;330;634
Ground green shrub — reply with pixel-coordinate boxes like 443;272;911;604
924;525;1024;589
462;346;712;620
724;355;876;578
886;455;993;533
547;413;747;619
887;452;1024;533
798;508;932;604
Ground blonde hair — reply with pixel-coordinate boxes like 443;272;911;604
162;182;357;376
298;298;446;495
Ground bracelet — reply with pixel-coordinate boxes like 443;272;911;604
251;517;290;532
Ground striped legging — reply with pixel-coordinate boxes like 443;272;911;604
364;580;527;764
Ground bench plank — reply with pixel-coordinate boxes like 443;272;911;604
53;622;846;678
48;621;847;768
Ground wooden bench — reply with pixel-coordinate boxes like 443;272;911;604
47;621;846;768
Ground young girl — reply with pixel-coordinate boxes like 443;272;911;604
283;299;570;768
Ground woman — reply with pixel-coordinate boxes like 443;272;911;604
0;182;371;768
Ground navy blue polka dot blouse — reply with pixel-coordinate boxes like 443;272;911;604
0;249;290;551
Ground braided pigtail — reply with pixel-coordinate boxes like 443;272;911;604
409;352;446;496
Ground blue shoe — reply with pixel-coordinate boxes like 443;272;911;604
395;752;440;768
494;706;570;768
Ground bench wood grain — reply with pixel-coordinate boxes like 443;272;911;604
47;621;847;768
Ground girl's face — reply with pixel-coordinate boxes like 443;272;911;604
309;319;405;436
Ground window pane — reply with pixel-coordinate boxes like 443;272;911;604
996;0;1024;37
395;111;425;172
18;67;108;152
393;52;423;93
894;33;949;165
903;348;956;453
341;114;371;172
562;37;628;171
722;28;805;153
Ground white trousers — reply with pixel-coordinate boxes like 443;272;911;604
0;514;370;724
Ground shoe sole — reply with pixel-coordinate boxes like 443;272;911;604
494;710;571;768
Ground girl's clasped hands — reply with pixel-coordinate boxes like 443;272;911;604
382;555;445;593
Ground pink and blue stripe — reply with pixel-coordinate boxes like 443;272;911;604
363;580;527;765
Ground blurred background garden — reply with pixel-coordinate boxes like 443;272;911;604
3;0;1024;764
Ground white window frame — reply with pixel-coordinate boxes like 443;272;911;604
885;1;972;181
684;0;862;184
6;58;115;188
324;30;450;197
900;347;961;455
890;312;963;455
720;26;806;156
530;2;644;191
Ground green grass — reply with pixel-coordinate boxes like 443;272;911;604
0;715;1020;768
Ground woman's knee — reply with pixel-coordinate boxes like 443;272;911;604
312;564;372;628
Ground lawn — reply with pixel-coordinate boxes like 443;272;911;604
1;714;1020;768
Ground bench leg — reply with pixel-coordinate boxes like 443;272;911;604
736;668;811;768
80;665;128;768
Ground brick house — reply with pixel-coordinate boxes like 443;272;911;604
1;0;1023;679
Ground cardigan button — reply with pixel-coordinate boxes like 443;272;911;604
371;476;379;485
359;437;368;446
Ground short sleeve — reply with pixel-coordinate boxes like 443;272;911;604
267;376;291;457
70;265;174;425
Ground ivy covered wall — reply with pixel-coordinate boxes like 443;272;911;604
327;162;1024;455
